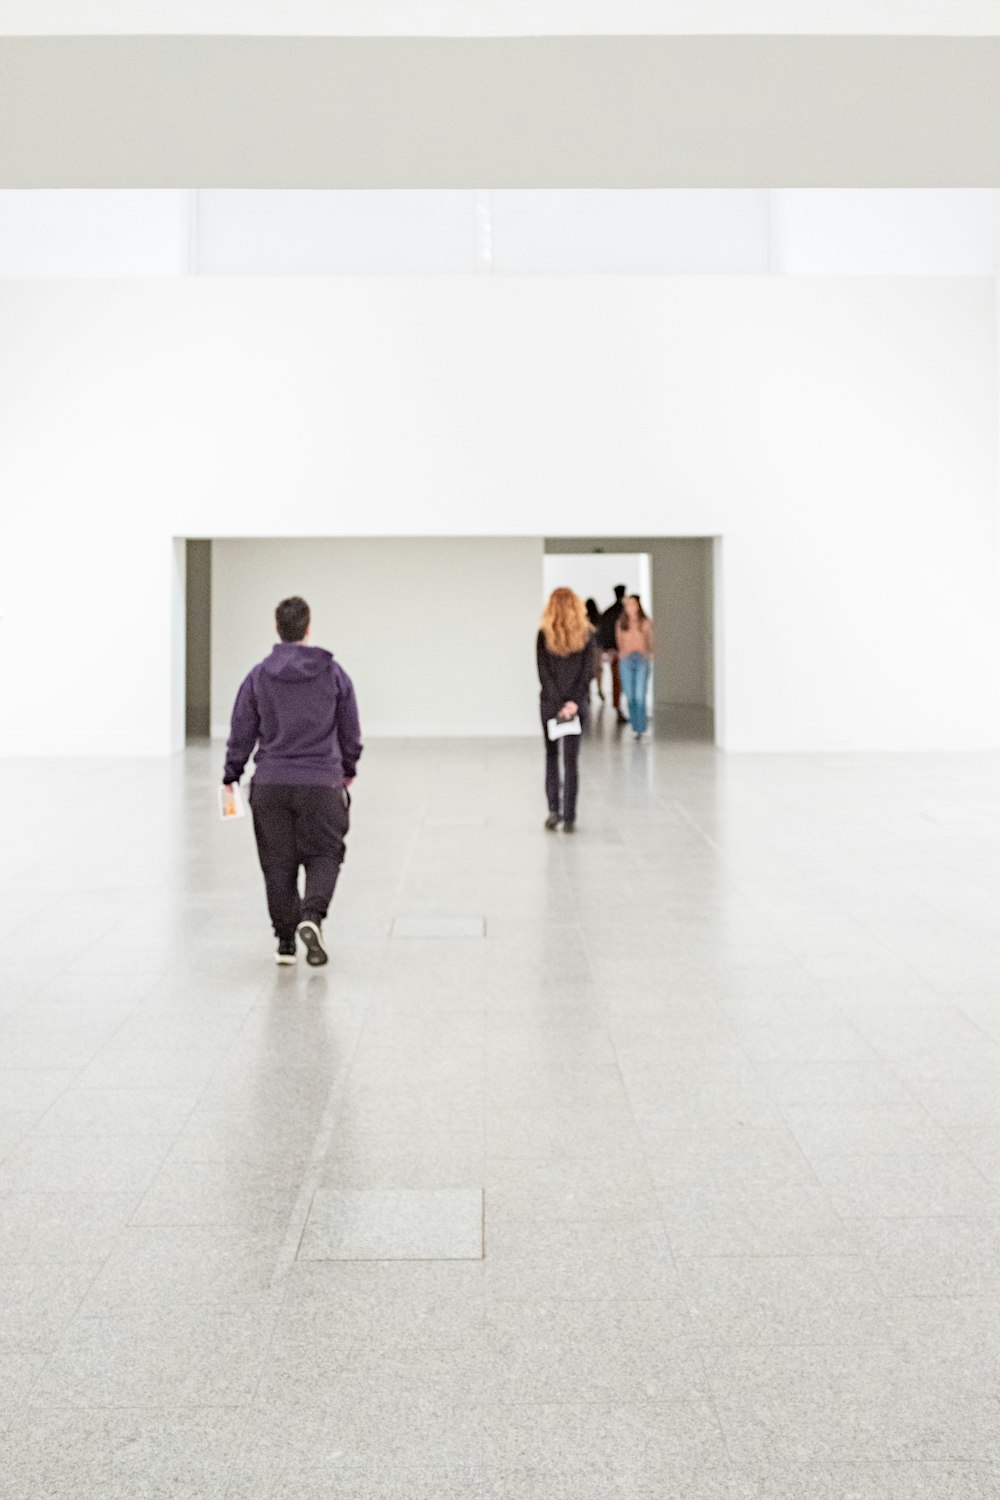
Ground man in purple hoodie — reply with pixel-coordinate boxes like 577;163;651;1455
223;595;362;967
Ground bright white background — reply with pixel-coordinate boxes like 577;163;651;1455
0;271;997;754
542;554;651;617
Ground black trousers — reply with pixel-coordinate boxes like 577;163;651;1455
544;732;581;821
250;783;350;940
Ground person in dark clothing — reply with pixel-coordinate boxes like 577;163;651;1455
584;598;604;702
537;588;596;833
223;595;362;967
597;584;629;723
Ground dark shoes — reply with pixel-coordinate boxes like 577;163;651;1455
563;820;576;834
544;813;560;831
296;919;329;967
275;938;297;966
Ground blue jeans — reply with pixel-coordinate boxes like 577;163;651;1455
619;653;651;734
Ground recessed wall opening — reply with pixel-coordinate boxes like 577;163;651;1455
179;535;721;746
545;537;718;743
184;538;212;742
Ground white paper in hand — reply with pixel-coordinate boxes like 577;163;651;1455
547;715;582;742
219;783;246;821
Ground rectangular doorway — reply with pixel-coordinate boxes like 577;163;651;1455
545;537;718;743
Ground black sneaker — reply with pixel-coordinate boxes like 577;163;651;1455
297;919;329;967
544;813;560;831
563;820;576;833
275;938;297;966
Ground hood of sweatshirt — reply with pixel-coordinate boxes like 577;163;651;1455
262;643;334;683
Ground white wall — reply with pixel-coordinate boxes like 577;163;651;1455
0;276;997;754
211;537;543;738
542;553;650;616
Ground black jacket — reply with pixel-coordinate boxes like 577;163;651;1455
537;631;596;720
597;600;624;651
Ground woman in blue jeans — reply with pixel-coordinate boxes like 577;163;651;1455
615;594;655;739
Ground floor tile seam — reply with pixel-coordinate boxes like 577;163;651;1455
206;973;332;1073
861;1018;1000;1101
0;962;166;1050
0;900;172;1018
2;1248;116;1386
25;1397;258;1415
266;926;405;1286
941;1129;1000;1193
221;1248;301;1498
763;1093;943;1223
511;827;661;1304
661;800;825;985
934;995;1000;1054
787;862;991;994
837;1211;1000;1233
22;970;186;1108
569;836;706;1326
12;1251;122;1413
708;813;935;960
893;820;1000;899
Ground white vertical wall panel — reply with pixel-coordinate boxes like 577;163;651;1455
0;189;188;277
492;190;771;273
775;190;1000;275
195;189;480;274
211;537;542;737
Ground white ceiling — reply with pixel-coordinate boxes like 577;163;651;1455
3;25;1000;188
3;190;1000;278
2;1;1000;36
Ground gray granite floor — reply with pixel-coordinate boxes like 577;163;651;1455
2;722;1000;1496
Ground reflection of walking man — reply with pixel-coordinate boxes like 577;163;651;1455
597;584;629;723
223;596;362;967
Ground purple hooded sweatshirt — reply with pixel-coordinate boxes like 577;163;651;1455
223;643;362;787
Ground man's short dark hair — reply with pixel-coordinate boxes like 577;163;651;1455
276;596;310;642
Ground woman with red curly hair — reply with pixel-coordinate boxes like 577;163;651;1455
537;588;597;833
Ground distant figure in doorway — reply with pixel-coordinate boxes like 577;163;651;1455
616;594;655;740
537;588;596;833
223;595;362;967
597;584;629;724
585;598;604;701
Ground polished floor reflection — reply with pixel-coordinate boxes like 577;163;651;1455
2;727;1000;1496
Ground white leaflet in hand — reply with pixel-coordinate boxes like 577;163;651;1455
219;783;246;821
547;716;582;742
